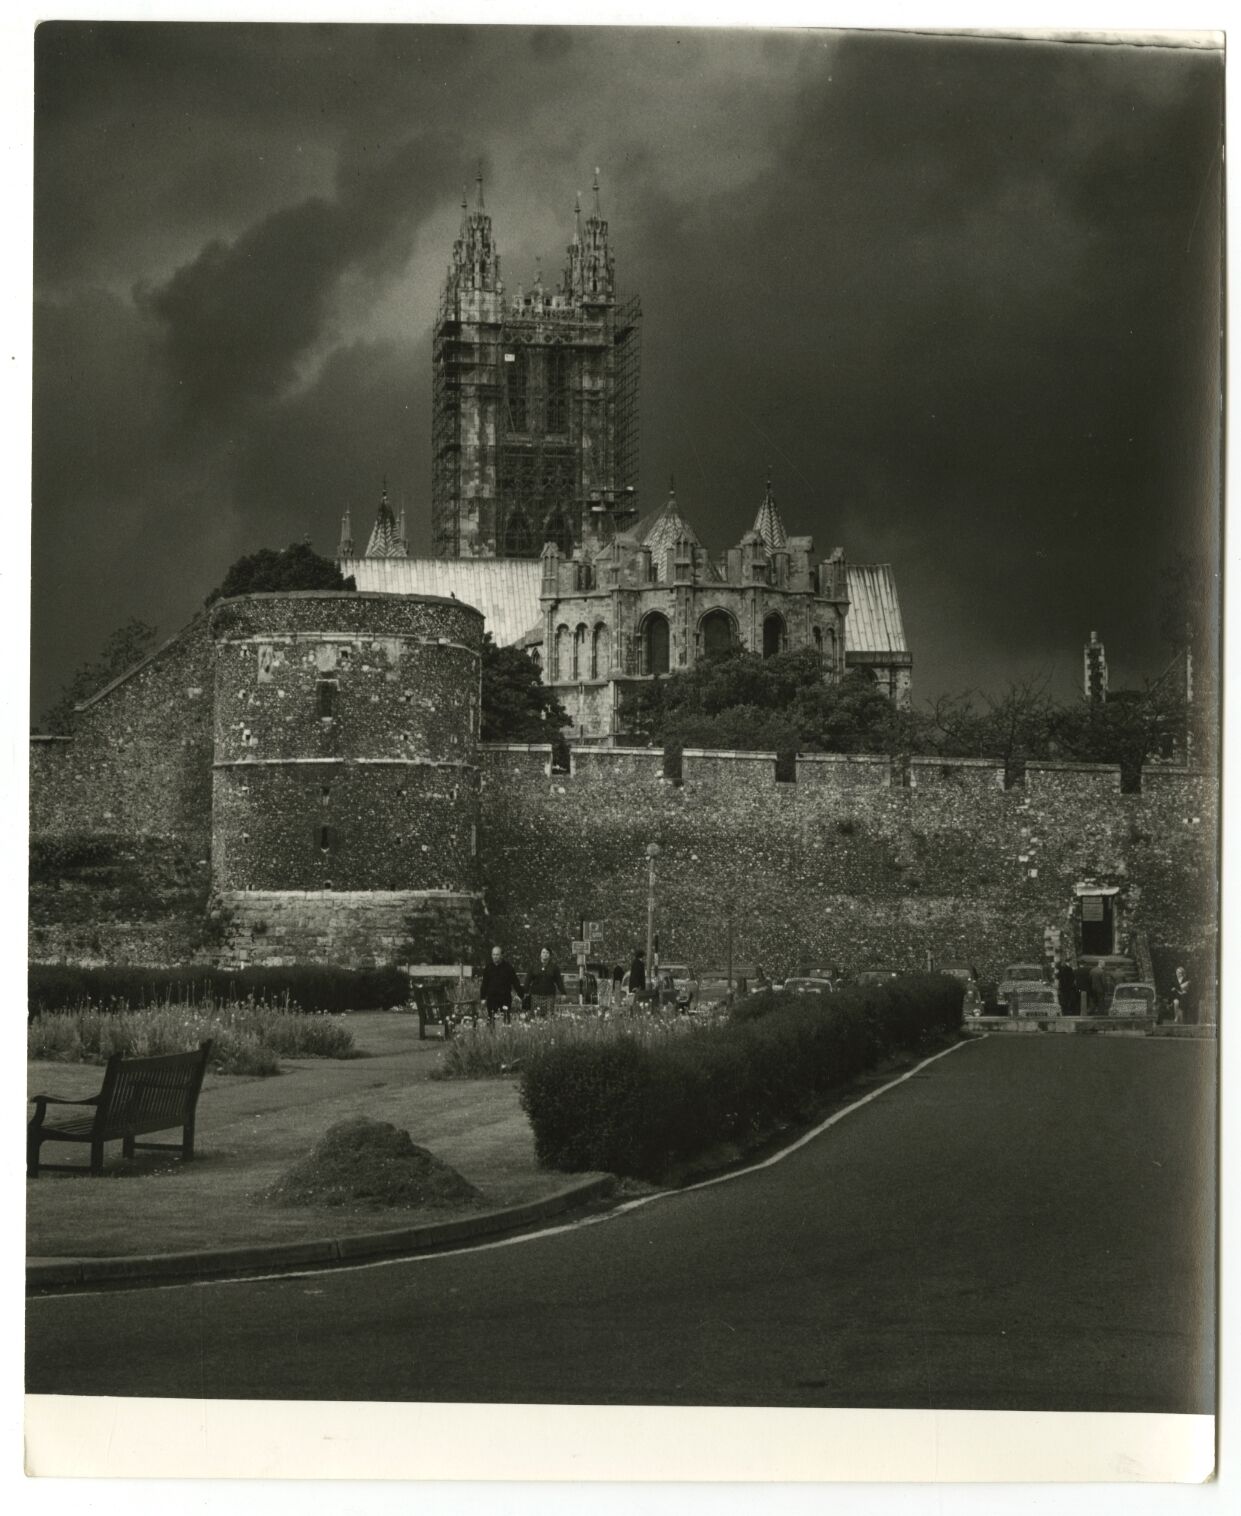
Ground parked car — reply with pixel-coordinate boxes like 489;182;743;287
999;962;1049;1006
938;962;984;1017
655;964;698;1009
782;976;836;997
854;967;903;986
1110;981;1157;1019
1011;984;1060;1018
562;964;600;1004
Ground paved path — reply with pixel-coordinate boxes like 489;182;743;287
26;1036;1216;1411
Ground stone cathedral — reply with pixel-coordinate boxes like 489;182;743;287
340;175;912;740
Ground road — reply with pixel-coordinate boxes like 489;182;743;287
26;1035;1216;1411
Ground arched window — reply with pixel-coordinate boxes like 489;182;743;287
762;612;785;659
825;627;837;670
543;509;574;557
505;347;527;431
642;612;670;676
504;511;534;557
591;622;610;680
553;624;570;682
546;345;570;433
700;609;735;660
572;624;588;681
812;626;823;661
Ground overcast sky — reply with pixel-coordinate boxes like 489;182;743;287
30;23;1223;719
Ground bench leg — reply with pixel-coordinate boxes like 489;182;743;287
90;1140;105;1176
182;1118;196;1162
27;1131;42;1179
123;1134;136;1159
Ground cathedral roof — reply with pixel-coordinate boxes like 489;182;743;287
632;486;702;579
844;564;908;655
343;557;542;648
364;486;408;559
751;478;788;551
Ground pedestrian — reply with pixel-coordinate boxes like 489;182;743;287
525;946;565;1017
1074;959;1092;1017
1171;965;1193;1025
1056;959;1076;1017
1088;959;1108;1016
479;944;522;1026
628;947;646;1009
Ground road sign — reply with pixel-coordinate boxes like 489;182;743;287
571;940;588;955
587;921;602;939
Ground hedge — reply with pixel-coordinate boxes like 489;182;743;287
28;964;409;1016
519;974;964;1180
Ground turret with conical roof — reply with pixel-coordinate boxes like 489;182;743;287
751;474;789;551
365;481;408;559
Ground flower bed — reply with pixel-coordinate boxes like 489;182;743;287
432;1006;728;1079
27;994;357;1076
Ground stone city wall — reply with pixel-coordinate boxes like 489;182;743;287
477;745;1217;981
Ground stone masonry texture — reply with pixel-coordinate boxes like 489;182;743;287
28;592;1216;979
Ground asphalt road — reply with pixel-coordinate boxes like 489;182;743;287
26;1035;1216;1411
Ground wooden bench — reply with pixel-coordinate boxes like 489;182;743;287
413;984;455;1040
27;1040;213;1177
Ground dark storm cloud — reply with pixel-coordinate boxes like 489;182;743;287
30;24;1223;720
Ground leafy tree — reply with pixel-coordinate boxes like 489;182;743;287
480;634;570;742
41;619;158;733
206;541;355;606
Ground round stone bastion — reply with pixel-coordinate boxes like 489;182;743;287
207;591;484;968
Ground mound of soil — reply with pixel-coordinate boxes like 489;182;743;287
267;1116;482;1211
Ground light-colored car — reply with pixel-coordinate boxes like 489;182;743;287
782;976;836;997
1011;984;1060;1018
1110;981;1157;1019
999;962;1048;1006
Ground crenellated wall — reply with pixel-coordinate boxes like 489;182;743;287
476;745;1217;981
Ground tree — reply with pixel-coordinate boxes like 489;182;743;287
41;619;159;733
206;541;355;605
480;634;570;742
623;646;924;755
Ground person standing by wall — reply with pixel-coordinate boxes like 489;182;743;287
1074;958;1093;1017
1171;965;1194;1025
1056;958;1077;1017
1088;959;1108;1015
480;945;523;1026
627;948;647;1009
525;946;565;1017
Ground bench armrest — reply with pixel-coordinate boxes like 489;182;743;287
29;1092;102;1109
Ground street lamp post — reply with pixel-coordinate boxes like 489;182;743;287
645;843;661;980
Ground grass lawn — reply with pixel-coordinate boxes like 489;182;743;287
26;1012;607;1259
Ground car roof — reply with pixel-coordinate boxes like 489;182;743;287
1114;982;1156;994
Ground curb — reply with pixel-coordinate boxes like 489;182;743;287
26;1174;617;1293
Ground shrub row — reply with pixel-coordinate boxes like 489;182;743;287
519;975;964;1180
28;964;409;1016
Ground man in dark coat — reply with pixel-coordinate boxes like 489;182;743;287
1088;959;1109;1015
479;945;522;1025
628;949;647;1007
1073;960;1092;1017
525;947;565;1016
1056;959;1077;1016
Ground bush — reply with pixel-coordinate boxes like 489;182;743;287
520;975;964;1180
28;964;408;1017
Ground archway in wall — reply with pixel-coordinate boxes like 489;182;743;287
591;622;610;679
642;612;671;676
763;612;785;659
573;624;588;681
554;624;570;682
700;609;736;660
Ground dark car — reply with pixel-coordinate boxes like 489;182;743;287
782;976;836;997
854;968;902;986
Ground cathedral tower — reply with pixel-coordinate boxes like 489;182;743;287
431;171;641;560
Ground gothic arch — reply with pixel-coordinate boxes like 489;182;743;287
591;621;611;680
699;608;737;660
762;612;786;659
543;509;574;557
641;611;671;676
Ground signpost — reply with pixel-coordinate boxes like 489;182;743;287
574;917;603;1006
